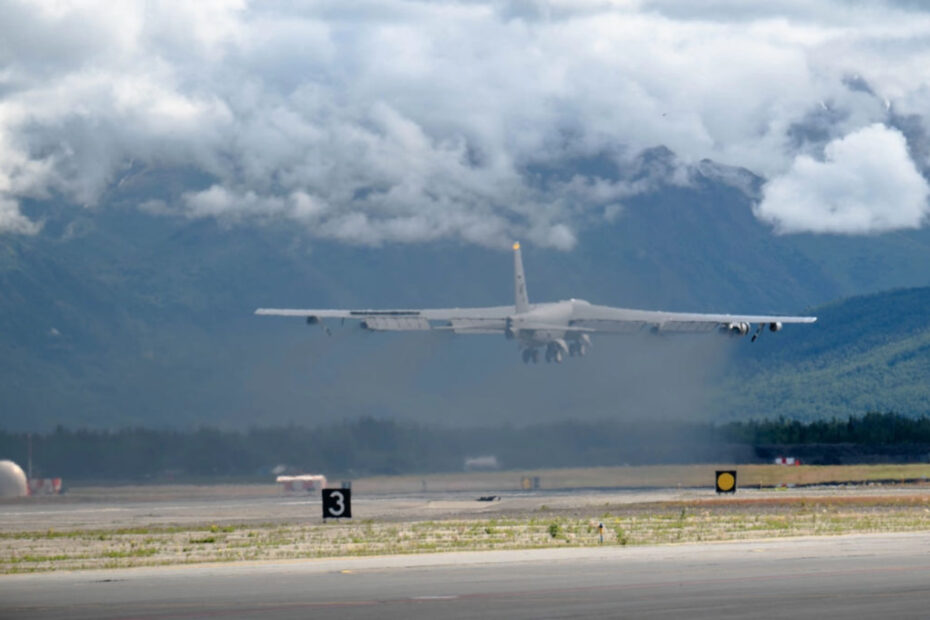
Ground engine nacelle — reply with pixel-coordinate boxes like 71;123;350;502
727;322;750;336
769;321;783;332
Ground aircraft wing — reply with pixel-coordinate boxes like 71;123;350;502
254;306;514;334
256;244;816;360
569;303;817;334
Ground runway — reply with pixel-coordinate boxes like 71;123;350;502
4;483;925;532
0;486;716;531
3;532;930;619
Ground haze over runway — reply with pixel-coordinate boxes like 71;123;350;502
2;533;929;619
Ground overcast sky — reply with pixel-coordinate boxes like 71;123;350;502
2;0;930;246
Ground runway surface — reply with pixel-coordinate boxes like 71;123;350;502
4;484;925;532
3;532;930;619
0;487;713;531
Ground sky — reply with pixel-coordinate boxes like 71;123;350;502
2;0;930;247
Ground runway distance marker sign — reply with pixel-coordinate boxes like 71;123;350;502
322;488;352;519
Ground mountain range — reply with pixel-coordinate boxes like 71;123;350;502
2;159;930;431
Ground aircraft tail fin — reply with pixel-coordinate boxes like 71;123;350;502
513;242;530;313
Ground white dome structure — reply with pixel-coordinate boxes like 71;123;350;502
0;460;28;498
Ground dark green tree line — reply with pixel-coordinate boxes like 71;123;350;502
2;413;929;481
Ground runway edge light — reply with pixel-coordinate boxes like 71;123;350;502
715;470;737;494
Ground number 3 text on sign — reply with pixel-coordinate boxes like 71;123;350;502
322;489;352;519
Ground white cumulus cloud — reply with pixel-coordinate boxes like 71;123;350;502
1;0;930;241
755;124;930;234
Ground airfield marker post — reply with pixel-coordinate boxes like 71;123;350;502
715;470;737;494
322;488;352;520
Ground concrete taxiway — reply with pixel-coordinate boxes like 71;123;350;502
3;532;930;619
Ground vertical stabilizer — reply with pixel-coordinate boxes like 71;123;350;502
513;242;530;313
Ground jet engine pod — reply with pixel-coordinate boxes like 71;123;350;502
727;322;750;336
769;321;783;332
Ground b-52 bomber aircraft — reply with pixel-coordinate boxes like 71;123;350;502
256;243;817;364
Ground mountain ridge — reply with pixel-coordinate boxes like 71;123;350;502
3;167;930;430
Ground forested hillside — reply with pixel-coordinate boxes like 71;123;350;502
717;287;930;420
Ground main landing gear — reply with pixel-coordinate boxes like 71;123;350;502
521;348;540;364
523;341;582;364
568;341;588;356
544;347;563;363
522;344;570;364
544;342;564;363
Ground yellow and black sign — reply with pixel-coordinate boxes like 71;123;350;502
715;470;737;494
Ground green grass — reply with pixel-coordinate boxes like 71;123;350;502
102;548;159;559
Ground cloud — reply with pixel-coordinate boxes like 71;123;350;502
755;124;930;234
1;1;930;241
0;196;40;234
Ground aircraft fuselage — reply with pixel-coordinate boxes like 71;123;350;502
509;299;592;363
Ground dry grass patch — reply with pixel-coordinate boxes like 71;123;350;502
4;495;930;574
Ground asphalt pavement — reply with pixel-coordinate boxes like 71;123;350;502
3;532;930;619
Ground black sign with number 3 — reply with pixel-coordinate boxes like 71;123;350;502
322;488;352;519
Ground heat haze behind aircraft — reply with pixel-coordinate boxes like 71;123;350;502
256;243;817;363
